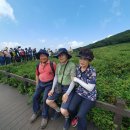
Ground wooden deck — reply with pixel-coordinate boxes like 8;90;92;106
0;84;98;130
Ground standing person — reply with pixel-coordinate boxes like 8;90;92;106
25;48;29;61
33;48;37;60
28;47;33;60
0;50;5;65
14;48;21;62
3;47;11;65
63;48;97;130
30;49;56;129
46;48;76;130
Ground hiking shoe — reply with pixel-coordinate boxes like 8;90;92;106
51;111;60;120
30;113;38;123
41;118;48;129
63;118;70;130
71;117;78;127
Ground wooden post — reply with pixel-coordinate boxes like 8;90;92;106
23;75;28;88
6;70;11;79
114;98;126;130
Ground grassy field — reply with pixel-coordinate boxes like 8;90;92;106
0;43;130;130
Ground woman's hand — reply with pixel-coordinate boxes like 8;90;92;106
73;77;79;82
48;89;54;96
62;93;69;103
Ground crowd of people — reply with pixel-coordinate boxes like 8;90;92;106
0;46;54;66
30;47;96;130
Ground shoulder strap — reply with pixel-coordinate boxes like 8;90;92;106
50;61;55;76
37;62;55;76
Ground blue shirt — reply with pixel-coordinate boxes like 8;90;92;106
76;65;97;101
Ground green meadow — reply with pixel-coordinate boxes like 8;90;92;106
0;43;130;130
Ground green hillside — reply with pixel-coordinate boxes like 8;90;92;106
0;43;130;130
75;30;130;50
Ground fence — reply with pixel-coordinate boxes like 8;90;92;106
0;70;130;130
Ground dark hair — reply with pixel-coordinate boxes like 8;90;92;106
79;48;94;61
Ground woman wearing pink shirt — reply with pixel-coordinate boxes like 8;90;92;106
30;49;56;129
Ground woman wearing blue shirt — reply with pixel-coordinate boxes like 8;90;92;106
62;48;97;130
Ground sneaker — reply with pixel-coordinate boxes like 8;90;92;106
63;118;70;130
30;113;38;123
41;118;48;129
51;111;60;120
71;117;78;127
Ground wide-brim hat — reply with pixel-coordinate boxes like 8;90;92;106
54;48;72;59
36;49;49;59
77;49;94;61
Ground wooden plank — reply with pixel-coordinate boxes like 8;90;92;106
96;101;130;117
4;106;32;130
0;84;98;130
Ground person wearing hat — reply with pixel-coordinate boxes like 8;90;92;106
63;48;97;130
46;48;76;130
3;47;11;65
30;49;56;129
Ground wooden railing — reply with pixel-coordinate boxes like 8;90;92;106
0;70;130;130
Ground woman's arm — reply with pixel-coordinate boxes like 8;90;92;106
36;75;39;86
51;75;58;92
66;81;75;95
73;77;95;91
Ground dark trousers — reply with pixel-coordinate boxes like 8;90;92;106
5;57;11;65
0;57;5;65
69;93;95;130
33;81;52;118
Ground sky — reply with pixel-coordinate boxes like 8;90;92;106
0;0;130;51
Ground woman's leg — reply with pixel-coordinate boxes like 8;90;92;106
33;85;43;113
68;93;82;118
46;92;61;120
77;98;95;130
42;85;52;118
46;92;60;111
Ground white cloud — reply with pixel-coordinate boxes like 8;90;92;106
111;0;121;16
0;42;22;50
67;41;84;49
101;0;122;29
0;0;15;21
107;34;112;38
92;40;97;43
40;39;46;43
57;44;64;49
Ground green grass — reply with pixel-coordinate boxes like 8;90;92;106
0;42;130;130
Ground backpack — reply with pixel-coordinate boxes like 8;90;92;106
36;61;55;76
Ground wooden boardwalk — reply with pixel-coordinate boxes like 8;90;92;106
0;84;98;130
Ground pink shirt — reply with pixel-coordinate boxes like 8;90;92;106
36;60;56;82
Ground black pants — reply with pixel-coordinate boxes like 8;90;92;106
69;93;95;130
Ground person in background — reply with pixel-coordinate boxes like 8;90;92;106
33;48;37;60
0;50;5;65
30;49;56;129
28;47;33;60
3;47;11;65
63;48;97;130
46;48;76;130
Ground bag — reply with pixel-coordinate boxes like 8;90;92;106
54;83;62;94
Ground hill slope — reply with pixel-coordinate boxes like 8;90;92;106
75;30;130;50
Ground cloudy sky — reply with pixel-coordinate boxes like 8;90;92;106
0;0;130;51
